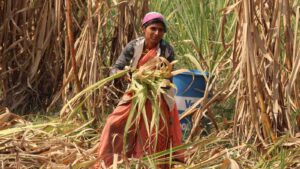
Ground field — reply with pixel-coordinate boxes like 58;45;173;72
1;0;300;168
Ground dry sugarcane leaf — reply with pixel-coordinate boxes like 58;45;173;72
220;0;241;15
228;158;240;169
0;109;28;130
171;69;189;76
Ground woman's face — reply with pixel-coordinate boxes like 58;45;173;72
143;22;165;48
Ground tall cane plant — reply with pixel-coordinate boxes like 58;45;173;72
222;0;300;145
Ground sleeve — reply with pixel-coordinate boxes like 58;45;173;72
160;39;175;63
113;41;135;70
166;45;175;63
162;43;176;82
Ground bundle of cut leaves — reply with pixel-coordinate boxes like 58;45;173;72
122;57;188;163
60;57;187;123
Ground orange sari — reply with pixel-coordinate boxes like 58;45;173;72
94;48;182;169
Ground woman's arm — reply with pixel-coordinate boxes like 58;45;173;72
110;41;135;76
160;39;175;64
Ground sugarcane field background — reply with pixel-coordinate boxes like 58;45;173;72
1;0;300;168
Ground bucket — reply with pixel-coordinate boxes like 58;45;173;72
172;70;208;139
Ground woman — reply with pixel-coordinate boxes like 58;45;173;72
95;12;183;169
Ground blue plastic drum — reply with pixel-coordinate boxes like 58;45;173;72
172;70;208;139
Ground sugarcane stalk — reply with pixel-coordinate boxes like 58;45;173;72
65;0;82;93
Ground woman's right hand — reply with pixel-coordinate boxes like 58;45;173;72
110;67;131;82
122;66;131;82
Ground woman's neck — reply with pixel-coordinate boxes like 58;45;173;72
144;41;158;50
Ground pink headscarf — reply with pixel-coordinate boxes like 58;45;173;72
142;12;167;31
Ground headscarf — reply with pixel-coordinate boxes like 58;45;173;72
142;12;167;32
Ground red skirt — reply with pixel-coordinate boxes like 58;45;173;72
94;94;183;168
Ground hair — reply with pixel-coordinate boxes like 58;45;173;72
143;19;167;32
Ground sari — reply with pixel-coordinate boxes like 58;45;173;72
94;48;182;169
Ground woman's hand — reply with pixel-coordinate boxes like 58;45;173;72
110;67;131;82
122;66;131;82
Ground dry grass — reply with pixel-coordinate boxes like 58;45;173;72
0;107;99;168
1;107;299;168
